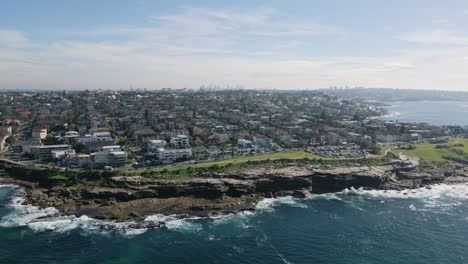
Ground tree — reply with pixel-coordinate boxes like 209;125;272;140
186;166;195;174
368;145;382;155
74;143;86;153
320;111;329;121
50;124;66;133
43;135;61;145
5;136;15;145
209;164;220;171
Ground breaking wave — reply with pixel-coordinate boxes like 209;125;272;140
0;194;150;236
256;196;308;212
379;111;401;119
339;183;468;200
339;183;468;212
306;192;343;201
144;214;203;233
0;187;257;236
0;184;19;189
2;183;468;236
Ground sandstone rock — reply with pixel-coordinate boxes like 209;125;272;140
5;156;468;221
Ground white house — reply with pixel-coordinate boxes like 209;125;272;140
93;149;127;167
147;139;167;153
156;148;192;163
238;139;253;148
30;144;71;159
78;132;113;144
64;131;80;144
170;135;190;148
51;149;76;159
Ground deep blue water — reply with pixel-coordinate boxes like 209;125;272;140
1;184;468;264
380;101;468;126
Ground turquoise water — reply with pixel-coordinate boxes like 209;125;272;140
380;101;468;126
1;184;468;263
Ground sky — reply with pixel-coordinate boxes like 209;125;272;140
2;0;468;90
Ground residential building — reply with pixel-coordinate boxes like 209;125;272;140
30;144;71;159
213;133;230;144
170;135;190;148
78;132;113;144
376;134;396;143
156;148;192;163
238;139;253;148
93;148;128;168
51;149;76;159
32;127;47;140
36;114;66;125
148;139;167;153
64;131;80;144
166;129;190;138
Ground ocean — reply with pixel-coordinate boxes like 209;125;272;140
1;183;468;264
379;100;468;126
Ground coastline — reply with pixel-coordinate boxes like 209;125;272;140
2;180;468;236
377;111;401;119
374;100;468;125
2;152;468;231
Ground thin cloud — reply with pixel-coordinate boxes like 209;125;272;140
399;29;468;45
97;7;337;47
150;7;337;37
0;30;30;48
3;7;468;90
63;7;339;59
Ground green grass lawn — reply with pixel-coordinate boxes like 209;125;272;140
392;138;468;162
122;151;323;178
142;151;321;171
194;151;323;166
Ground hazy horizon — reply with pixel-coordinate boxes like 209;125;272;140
2;1;468;91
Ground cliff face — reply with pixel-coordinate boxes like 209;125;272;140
106;177;255;199
310;166;395;193
2;157;468;221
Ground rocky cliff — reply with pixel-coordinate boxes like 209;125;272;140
1;156;468;221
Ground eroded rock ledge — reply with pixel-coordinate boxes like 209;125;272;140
1;157;468;221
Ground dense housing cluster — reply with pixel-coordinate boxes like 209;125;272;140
0;89;466;170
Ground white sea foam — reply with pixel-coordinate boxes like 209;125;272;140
208;213;237;225
164;219;203;232
0;197;60;228
306;192;343;201
340;184;468;200
144;213;204;233
379;111;401;119
5;183;466;236
0;184;19;189
0;190;152;236
0;186;283;235
256;196;308;212
27;216;79;233
209;210;255;228
1;187;252;236
144;214;177;223
339;184;468;212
